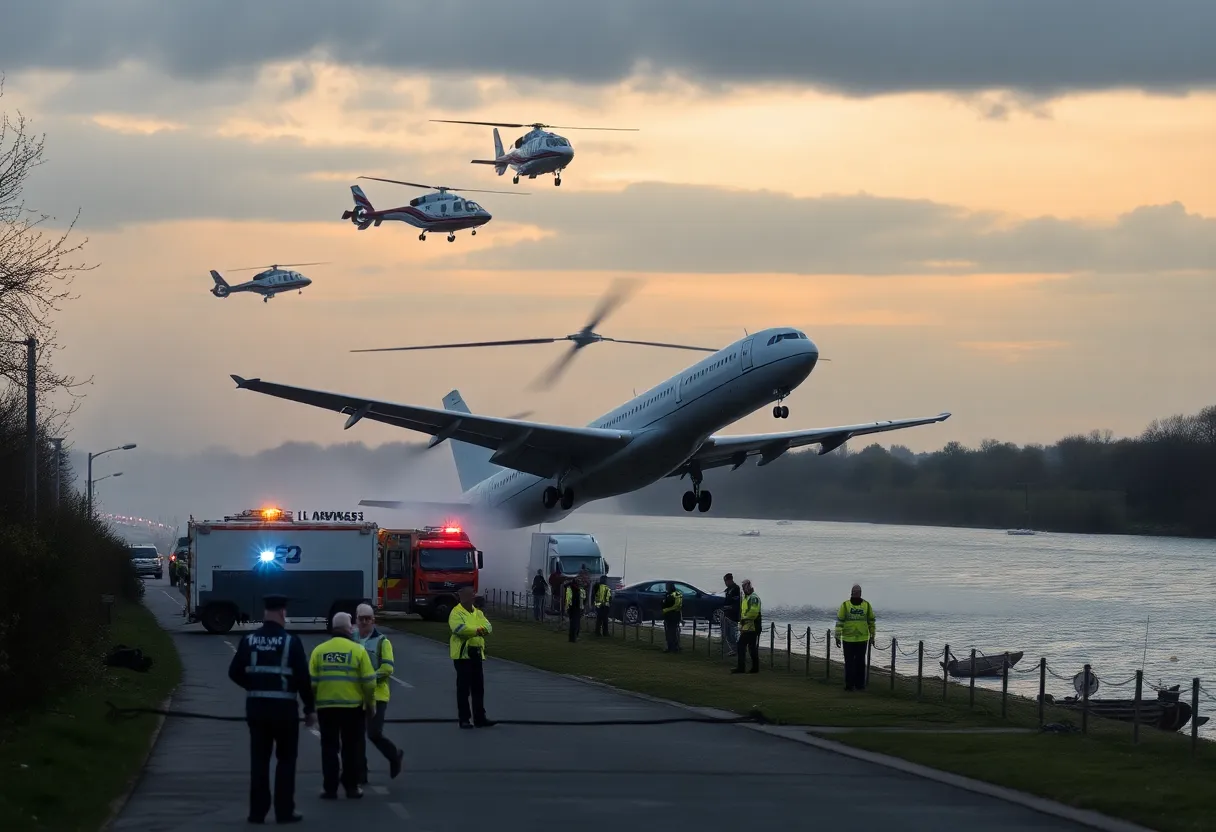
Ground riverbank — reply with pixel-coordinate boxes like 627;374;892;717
396;615;1214;832
0;600;181;832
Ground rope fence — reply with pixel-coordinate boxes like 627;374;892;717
481;586;1211;756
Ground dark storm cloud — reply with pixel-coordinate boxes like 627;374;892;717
3;1;1215;97
458;183;1216;276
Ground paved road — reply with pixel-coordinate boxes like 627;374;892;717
115;580;1088;830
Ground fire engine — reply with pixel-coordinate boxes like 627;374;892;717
376;525;484;621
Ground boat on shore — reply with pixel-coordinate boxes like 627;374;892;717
941;650;1024;678
1044;683;1208;732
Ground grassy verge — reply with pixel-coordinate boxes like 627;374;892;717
396;614;1214;832
0;601;182;832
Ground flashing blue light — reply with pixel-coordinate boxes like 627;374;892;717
259;550;275;563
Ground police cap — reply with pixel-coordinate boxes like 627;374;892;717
263;594;289;611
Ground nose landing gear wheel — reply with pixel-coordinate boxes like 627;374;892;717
773;405;789;418
419;233;427;241
513;175;520;184
471;229;477;236
447;233;456;242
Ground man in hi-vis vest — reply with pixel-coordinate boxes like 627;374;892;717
834;584;876;691
355;603;404;783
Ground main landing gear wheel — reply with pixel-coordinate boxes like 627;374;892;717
682;489;713;512
542;486;575;510
471;229;477;236
419;233;427;241
554;176;562;187
262;296;269;303
773;405;789;419
513;175;520;184
447;233;456;242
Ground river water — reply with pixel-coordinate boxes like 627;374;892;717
524;513;1216;736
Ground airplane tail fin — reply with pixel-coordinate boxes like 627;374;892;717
470;127;508;175
209;270;230;297
442;389;503;490
342;185;375;229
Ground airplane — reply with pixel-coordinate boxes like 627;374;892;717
230;327;950;529
350;278;718;390
342;177;524;242
431;119;638;186
209;263;321;303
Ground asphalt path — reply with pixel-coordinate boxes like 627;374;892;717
112;578;1089;830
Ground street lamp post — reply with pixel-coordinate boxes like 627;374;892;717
87;444;136;519
90;472;123;503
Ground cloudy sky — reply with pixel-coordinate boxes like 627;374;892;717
4;1;1215;496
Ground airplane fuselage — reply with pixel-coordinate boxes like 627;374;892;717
463;327;818;527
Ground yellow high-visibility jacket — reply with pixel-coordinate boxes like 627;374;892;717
449;604;486;660
662;590;683;616
565;584;587;609
309;636;375;709
594;583;612;607
740;592;762;633
360;631;395;703
835;599;876;643
470;608;492;656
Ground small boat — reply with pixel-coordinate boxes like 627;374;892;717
738;529;761;537
1006;528;1036;536
941;650;1024;678
776;519;793;526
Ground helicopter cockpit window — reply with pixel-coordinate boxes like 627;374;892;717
409;197;422;207
466;202;480;211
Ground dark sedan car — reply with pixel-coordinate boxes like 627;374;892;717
610;580;726;626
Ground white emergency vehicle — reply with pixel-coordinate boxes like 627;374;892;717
184;507;378;634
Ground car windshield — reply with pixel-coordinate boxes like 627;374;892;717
129;547;158;559
419;546;476;571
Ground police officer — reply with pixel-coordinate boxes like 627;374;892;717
592;575;612;637
731;579;761;674
227;594;315;825
835;584;876;691
450;587;496;728
309;611;376;799
354;603;404;784
565;579;587;642
661;581;683;653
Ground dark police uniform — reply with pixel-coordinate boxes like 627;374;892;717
227;595;315;825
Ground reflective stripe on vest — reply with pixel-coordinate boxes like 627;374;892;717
247;633;297;700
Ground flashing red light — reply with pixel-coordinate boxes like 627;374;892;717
443;526;462;534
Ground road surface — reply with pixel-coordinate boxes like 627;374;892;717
114;580;1089;830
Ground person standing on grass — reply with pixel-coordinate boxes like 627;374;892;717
593;574;612;637
565;579;587;642
731;580;761;673
835;583;876;692
531;569;547;620
548;564;564;615
722;573;741;656
661;581;683;653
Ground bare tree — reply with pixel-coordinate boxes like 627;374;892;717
0;74;96;422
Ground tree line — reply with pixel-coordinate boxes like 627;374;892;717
615;405;1216;538
1;78;140;716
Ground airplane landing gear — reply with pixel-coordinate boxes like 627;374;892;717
513;175;520;184
419;232;427;241
772;387;790;418
681;466;712;513
554;172;562;186
542;485;575;511
263;296;269;303
471;229;477;236
447;233;456;242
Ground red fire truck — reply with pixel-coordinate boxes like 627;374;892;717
376;525;484;621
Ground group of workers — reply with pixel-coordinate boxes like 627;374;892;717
531;565;613;643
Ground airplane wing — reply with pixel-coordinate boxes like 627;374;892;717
674;412;952;475
231;375;631;480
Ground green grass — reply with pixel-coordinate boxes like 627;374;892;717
0;601;182;832
397;612;1216;832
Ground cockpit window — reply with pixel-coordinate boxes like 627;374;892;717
766;332;803;345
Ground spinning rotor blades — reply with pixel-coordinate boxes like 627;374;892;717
229;261;328;272
430;119;638;132
357;176;526;196
351;278;717;390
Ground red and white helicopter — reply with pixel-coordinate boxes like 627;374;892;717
431;120;638;186
341;176;525;242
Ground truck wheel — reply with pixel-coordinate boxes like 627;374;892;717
711;608;724;626
201;605;236;634
432;599;454;622
624;604;642;626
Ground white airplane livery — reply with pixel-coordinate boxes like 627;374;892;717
232;327;949;528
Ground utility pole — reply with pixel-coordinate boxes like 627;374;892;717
50;438;64;509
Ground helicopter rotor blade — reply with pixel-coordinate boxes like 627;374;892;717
351;337;562;354
451;187;530;196
600;338;718;352
430;119;529;129
527;343;582;391
228;261;329;272
583;278;643;333
357;176;434;190
543;125;640;132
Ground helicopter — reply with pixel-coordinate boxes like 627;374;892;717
351;278;717;390
208;263;323;303
342;177;525;242
430;120;638;186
